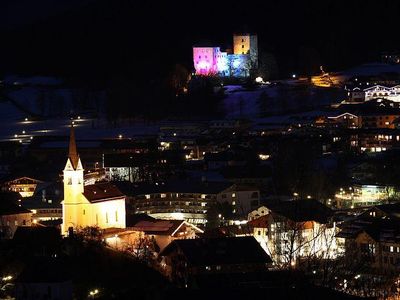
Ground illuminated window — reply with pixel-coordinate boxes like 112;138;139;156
390;246;394;253
232;193;236;198
161;193;166;198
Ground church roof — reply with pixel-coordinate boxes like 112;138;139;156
83;182;125;203
68;124;80;170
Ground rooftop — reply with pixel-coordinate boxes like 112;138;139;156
83;182;125;203
160;236;272;266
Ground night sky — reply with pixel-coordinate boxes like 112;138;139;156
1;0;399;79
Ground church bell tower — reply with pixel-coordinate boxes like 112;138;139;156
62;124;84;234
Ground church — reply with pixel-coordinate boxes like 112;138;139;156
61;125;126;235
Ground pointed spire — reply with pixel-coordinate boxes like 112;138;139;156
68;122;79;170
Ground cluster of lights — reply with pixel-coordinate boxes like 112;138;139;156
2;275;12;281
89;289;99;297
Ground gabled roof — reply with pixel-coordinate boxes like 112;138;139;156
132;220;203;236
248;215;269;228
363;85;391;91
160;236;272;266
338;217;400;243
83;182;125;203
0;200;31;215
267;199;333;224
4;177;43;185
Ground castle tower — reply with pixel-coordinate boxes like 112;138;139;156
233;33;258;69
62;124;84;234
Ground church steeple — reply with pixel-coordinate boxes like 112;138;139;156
68;123;79;170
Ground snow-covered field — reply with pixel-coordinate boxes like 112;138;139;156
1;63;397;142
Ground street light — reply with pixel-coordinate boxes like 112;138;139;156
89;289;99;298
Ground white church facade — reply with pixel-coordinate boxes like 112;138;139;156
61;125;126;235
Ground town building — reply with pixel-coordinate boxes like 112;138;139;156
130;219;203;251
2;177;44;197
0;200;32;239
337;205;400;272
248;205;270;221
247;200;338;266
102;215;203;255
119;181;259;224
61;125;126;235
159;236;272;287
335;184;396;208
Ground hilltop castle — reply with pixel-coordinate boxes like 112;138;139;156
193;33;258;78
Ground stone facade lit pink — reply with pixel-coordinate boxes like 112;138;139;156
193;47;220;75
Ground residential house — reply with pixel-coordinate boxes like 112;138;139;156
159;236;272;287
248;200;338;266
0;199;32;239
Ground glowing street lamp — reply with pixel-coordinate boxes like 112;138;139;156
89;289;99;298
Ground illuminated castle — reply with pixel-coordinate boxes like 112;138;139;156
193;33;258;77
61;125;126;235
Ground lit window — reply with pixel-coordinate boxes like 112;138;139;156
232;193;236;198
161;193;166;198
390;246;394;252
145;194;150;199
